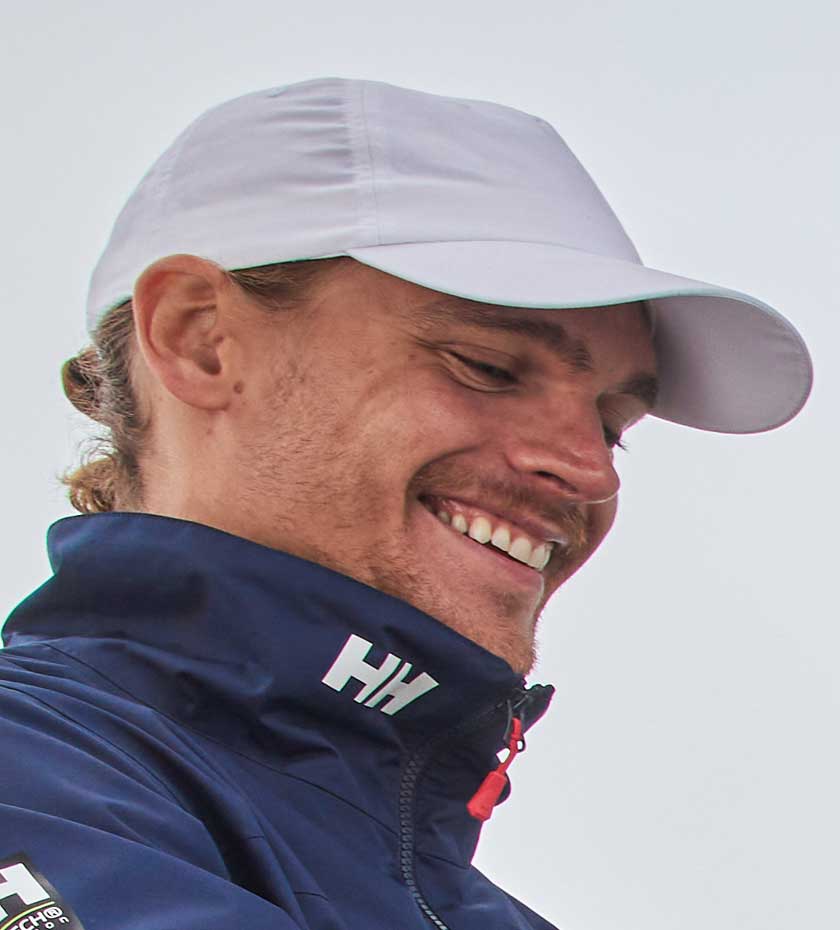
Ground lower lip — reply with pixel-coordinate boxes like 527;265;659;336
416;501;545;594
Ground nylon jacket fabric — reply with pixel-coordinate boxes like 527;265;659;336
1;513;557;929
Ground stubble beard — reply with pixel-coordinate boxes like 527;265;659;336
364;535;541;676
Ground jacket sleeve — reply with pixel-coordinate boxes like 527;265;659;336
0;682;307;930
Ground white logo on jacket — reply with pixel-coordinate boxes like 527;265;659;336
321;634;439;715
0;862;49;920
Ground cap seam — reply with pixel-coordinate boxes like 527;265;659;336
346;80;382;247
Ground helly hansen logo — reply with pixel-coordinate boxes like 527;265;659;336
0;861;49;922
0;852;86;928
321;634;439;716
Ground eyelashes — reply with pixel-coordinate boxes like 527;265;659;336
604;429;629;452
450;352;517;385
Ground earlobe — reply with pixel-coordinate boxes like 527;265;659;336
133;254;240;412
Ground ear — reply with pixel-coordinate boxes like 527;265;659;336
132;254;242;411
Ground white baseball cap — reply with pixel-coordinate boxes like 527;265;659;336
87;76;813;434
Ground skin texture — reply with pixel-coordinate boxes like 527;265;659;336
131;255;657;675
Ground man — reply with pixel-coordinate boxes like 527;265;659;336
0;77;812;929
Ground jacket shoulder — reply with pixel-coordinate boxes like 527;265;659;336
0;641;306;929
0;640;210;842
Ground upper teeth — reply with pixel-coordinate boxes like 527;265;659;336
436;508;553;571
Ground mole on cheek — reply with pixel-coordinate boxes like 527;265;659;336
233;381;245;394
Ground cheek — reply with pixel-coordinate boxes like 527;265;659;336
413;383;487;437
354;370;488;451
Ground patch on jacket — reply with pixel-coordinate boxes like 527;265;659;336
0;853;86;930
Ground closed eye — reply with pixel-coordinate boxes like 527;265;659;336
450;352;517;385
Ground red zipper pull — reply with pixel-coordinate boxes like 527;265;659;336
467;717;525;822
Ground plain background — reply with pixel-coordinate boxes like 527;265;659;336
2;2;837;928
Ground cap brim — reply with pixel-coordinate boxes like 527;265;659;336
345;240;813;434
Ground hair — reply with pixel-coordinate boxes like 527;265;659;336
60;257;354;515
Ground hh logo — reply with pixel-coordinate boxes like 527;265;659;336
0;862;49;921
321;634;439;716
0;853;85;928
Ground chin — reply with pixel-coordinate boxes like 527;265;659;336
400;580;540;675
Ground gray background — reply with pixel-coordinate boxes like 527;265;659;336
2;2;837;927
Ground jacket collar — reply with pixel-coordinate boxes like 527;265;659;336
5;512;554;863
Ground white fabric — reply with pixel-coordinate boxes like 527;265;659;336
86;76;813;433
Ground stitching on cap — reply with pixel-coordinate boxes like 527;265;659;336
359;81;383;246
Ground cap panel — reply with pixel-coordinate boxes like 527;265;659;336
362;81;641;263
87;80;373;330
86;115;199;325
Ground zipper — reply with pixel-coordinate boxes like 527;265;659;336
398;682;552;929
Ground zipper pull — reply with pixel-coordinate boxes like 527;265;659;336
467;716;525;822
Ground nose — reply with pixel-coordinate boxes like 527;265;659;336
502;397;621;505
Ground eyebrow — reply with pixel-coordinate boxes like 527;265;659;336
412;296;660;410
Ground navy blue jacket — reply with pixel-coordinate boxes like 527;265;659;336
1;513;556;929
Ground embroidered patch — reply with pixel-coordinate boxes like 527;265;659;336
0;854;86;930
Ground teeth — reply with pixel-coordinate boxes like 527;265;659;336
468;516;492;544
451;513;468;533
529;543;551;571
490;525;511;553
508;537;534;565
431;503;554;572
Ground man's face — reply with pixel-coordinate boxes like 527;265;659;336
215;262;657;674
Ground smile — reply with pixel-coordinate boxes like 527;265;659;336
419;495;568;573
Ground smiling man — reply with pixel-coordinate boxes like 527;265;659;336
0;78;812;930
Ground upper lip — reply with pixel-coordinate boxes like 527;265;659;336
419;493;575;545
